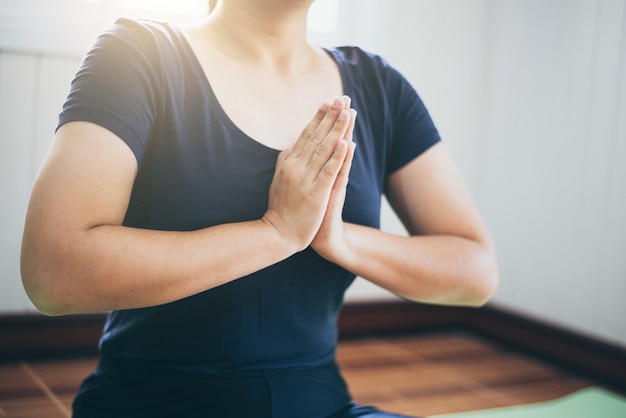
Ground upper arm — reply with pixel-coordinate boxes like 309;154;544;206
385;142;493;248
21;121;138;285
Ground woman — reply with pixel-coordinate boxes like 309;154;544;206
21;0;498;416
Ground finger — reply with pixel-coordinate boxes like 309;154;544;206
300;97;346;156
342;95;351;109
325;141;356;216
336;141;356;190
344;109;357;142
315;135;349;186
274;144;292;174
290;101;331;158
281;142;295;160
307;108;351;170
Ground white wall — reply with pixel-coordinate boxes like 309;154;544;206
1;0;624;348
340;0;626;348
473;0;626;347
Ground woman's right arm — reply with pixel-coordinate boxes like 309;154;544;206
21;98;352;316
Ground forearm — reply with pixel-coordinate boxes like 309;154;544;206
21;219;293;315
335;223;499;306
22;98;354;316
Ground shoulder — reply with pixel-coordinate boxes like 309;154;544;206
104;17;172;41
327;46;412;96
326;46;394;75
92;18;179;61
83;17;191;87
326;47;440;174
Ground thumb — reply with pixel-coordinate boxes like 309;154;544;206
276;143;294;168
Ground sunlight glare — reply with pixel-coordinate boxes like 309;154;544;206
117;0;209;17
309;0;338;33
114;0;337;32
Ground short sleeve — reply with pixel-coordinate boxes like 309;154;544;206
384;65;441;175
57;18;163;164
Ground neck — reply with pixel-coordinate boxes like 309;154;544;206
205;0;315;73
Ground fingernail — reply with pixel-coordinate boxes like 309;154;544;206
320;101;330;112
333;97;344;108
338;109;349;121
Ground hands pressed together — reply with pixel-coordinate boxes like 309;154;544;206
262;96;357;260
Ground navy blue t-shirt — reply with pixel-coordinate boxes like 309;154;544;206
60;18;440;416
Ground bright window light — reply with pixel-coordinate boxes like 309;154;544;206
308;0;338;34
88;0;337;31
117;0;209;17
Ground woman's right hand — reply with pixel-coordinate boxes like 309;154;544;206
262;97;353;252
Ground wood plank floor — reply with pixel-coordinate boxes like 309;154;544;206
0;331;601;417
337;331;597;416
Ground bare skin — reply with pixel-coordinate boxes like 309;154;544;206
21;98;354;315
21;0;498;316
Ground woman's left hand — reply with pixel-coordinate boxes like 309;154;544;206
311;100;357;262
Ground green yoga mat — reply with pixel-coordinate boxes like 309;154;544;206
434;387;626;418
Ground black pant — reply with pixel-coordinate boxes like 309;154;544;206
331;404;419;418
72;360;421;418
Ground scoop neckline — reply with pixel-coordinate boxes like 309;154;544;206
166;22;350;156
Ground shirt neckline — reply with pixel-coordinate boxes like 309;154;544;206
166;22;350;156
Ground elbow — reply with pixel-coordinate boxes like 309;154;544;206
21;248;75;317
466;243;499;308
21;272;69;317
30;298;69;317
22;283;68;317
467;269;499;308
399;240;500;308
431;240;500;308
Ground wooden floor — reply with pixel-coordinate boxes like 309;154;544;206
337;331;596;416
0;331;599;417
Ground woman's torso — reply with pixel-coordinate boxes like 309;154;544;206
61;16;440;416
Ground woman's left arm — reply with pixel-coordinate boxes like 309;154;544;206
312;142;499;307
